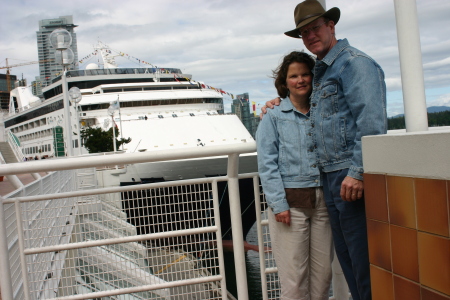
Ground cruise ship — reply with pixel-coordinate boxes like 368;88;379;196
3;41;260;236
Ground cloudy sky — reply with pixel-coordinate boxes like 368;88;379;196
1;0;450;116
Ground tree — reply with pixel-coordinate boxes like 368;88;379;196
80;126;131;153
388;110;450;130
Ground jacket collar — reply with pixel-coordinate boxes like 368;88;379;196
280;96;296;112
320;38;349;66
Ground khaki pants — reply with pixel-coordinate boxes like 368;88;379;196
268;188;333;300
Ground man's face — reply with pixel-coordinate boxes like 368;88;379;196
300;18;336;60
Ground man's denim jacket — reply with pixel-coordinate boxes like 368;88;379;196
310;39;387;180
257;97;321;214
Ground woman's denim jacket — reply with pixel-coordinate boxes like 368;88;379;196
257;97;321;214
310;39;388;180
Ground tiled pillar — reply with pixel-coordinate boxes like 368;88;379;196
362;130;450;300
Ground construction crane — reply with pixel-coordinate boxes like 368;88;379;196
0;58;54;92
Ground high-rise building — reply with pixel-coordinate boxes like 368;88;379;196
0;73;17;110
36;15;78;88
31;76;43;99
231;93;259;138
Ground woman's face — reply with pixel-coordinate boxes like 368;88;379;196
285;62;312;100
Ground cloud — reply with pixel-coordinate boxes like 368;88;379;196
427;92;450;107
1;0;449;118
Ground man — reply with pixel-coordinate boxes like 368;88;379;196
262;1;387;299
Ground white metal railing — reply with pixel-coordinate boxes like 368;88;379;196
0;143;348;299
0;144;254;300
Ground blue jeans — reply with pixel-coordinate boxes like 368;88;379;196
322;169;371;300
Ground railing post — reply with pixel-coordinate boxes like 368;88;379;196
253;175;269;300
227;153;249;300
62;71;74;156
0;197;14;300
394;0;428;132
211;180;228;300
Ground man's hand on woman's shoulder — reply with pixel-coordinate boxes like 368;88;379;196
259;97;282;119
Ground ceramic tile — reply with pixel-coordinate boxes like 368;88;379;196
387;176;416;229
421;286;450;300
370;265;394;300
447;181;450;238
393;275;420;300
418;232;450;295
415;178;449;237
367;219;391;270
390;225;419;282
364;173;388;222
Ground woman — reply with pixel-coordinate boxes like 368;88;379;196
256;51;333;300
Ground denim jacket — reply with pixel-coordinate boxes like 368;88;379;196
310;39;387;180
257;97;321;214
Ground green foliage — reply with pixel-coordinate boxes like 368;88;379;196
388;110;450;130
80;126;131;153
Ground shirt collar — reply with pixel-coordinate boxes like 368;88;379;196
319;38;349;66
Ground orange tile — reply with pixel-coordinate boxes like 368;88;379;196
421;286;450;300
364;173;388;222
393;275;420;300
418;232;450;295
387;176;416;229
415;178;449;237
367;219;391;270
448;181;450;238
370;265;394;300
390;225;419;282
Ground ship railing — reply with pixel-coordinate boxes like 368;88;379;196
51;68;184;83
0;144;349;300
6;130;25;163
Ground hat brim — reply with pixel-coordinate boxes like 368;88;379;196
284;7;340;39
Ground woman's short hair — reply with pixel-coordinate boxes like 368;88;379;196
272;51;315;98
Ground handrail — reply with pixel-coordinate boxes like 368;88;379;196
0;142;257;175
6;130;25;163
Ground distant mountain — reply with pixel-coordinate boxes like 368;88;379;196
390;106;450;118
426;106;450;113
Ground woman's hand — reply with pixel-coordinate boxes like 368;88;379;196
275;210;291;226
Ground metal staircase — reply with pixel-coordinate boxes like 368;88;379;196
0;141;19;163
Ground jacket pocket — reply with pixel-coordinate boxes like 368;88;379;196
279;119;310;177
320;83;338;118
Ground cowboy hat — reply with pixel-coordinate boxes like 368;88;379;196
284;0;340;38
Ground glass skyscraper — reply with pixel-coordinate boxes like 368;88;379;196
36;15;79;88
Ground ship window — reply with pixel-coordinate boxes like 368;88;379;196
158;115;164;119
123;87;142;92
172;114;177;118
103;89;122;93
143;86;170;91
189;113;195;116
207;112;211;115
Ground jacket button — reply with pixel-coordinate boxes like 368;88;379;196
312;103;317;107
311;124;315;128
312;164;317;168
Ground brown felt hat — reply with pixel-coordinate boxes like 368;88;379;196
284;0;340;39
